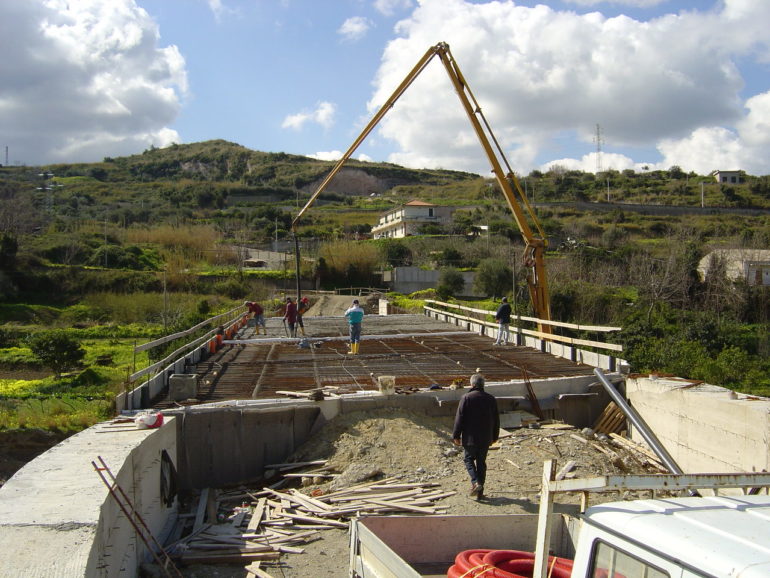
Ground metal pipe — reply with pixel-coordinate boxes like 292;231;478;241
593;368;685;476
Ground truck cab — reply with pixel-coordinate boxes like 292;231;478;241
573;495;770;578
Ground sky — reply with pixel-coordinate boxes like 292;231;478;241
2;0;770;177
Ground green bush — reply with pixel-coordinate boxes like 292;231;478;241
27;330;86;379
473;258;512;298
437;267;465;299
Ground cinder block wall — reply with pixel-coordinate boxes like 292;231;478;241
626;376;770;473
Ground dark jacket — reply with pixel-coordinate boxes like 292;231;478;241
495;302;512;324
452;387;500;447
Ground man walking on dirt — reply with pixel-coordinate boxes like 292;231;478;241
452;373;499;500
344;299;364;354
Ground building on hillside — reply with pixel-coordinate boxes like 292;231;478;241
711;170;743;184
698;248;770;286
370;200;454;239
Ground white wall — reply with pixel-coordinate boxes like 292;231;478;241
0;419;178;577
626;376;770;473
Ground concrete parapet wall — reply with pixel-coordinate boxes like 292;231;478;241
626;376;770;473
423;308;626;373
0;419;177;577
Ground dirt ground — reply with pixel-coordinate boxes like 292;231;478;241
176;407;655;578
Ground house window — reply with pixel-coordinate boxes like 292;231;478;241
428;208;434;217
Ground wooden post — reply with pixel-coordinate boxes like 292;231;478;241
533;459;557;578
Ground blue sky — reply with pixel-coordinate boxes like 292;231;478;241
3;1;770;176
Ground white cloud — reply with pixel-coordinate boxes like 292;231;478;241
338;16;372;42
309;150;343;161
282;102;337;130
0;0;186;165
207;0;225;20
562;0;666;7
307;151;372;162
364;0;770;175
373;0;414;17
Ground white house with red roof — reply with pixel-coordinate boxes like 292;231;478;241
370;200;454;239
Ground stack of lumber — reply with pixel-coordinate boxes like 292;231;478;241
592;401;627;435
168;477;454;568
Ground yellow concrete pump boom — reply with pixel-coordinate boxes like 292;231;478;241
292;41;552;331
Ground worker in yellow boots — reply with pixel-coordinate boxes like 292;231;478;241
344;299;364;354
245;301;267;335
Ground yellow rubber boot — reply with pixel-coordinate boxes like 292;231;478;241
300;326;306;336
347;343;355;354
354;342;359;355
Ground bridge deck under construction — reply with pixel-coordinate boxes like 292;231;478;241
152;314;595;408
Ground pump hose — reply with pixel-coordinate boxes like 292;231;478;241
447;549;573;578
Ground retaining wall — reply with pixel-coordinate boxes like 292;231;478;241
626;376;770;473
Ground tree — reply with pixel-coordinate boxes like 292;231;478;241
474;258;512;298
380;240;412;267
28;330;86;379
436;267;465;299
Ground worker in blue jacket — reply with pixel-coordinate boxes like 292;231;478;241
452;373;499;500
344;299;364;354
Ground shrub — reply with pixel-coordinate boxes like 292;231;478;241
437;267;465;299
27;330;86;379
473;258;512;298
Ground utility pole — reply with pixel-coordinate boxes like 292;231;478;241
594;124;604;174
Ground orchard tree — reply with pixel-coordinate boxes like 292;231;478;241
474;258;512;298
436;267;465;299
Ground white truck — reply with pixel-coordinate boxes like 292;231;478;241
349;460;770;578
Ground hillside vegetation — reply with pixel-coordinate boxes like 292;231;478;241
0;139;769;432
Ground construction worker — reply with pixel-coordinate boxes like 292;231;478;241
297;296;310;336
245;301;266;335
283;297;298;337
344;299;364;354
452;373;500;501
494;297;512;345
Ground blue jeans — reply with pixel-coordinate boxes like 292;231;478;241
349;322;361;344
463;444;489;486
495;322;509;344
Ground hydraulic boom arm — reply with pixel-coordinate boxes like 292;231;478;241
293;42;551;331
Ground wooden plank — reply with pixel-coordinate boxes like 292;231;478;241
569;433;588;444
180;551;280;564
362;498;437;515
193;488;210;533
264;460;328;470
287;489;334;512
247;498;267;532
555;460;576;481
279;511;348;528
245;562;277;578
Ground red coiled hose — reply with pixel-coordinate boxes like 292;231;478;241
447;549;573;578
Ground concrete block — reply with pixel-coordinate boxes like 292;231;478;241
169;374;198;401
